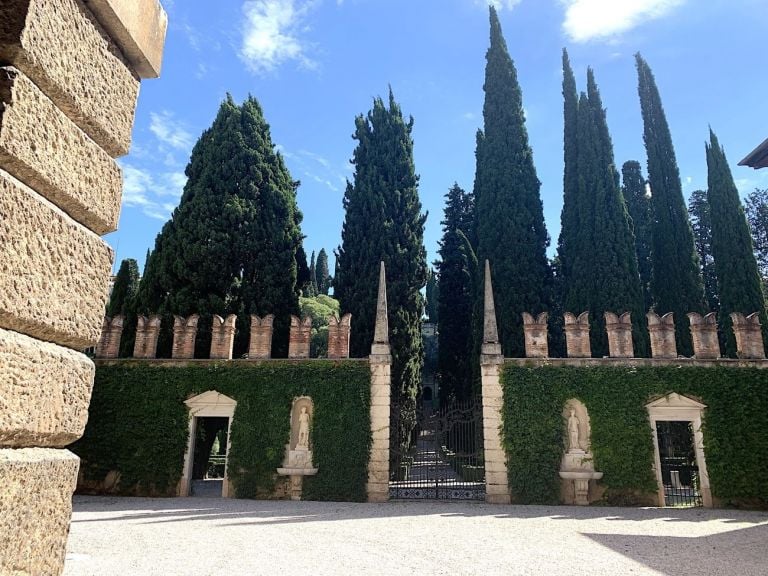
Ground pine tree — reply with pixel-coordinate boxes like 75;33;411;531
335;89;427;422
136;95;302;357
688;189;719;312
473;7;552;358
437;184;475;400
622;161;653;312
425;268;439;323
636;53;705;355
316;248;331;295
559;70;646;357
706;130;767;357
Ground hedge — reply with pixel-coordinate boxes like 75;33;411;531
72;360;372;501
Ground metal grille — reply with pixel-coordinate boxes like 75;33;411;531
389;398;485;500
656;420;702;507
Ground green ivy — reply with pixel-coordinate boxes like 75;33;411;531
72;360;372;501
500;364;768;507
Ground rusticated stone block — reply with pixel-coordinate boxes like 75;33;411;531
133;314;161;359
0;66;122;234
688;312;720;359
0;169;113;349
210;314;237;360
95;315;123;359
647;312;677;358
249;315;274;359
730;312;765;360
564;312;591;358
605;312;634;358
0;328;94;447
85;0;168;78
0;0;140;156
288;315;312;359
172;315;199;359
327;313;352;359
0;448;79;575
522;312;548;358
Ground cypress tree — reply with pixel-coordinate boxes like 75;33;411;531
137;95;302;357
688;189;719;312
744;188;768;281
706;130;767;356
473;7;552;357
622;161;653;312
316;248;331;295
335;89;427;421
437;184;475;400
559;70;646;357
636;53;705;355
296;245;311;296
425;268;439;323
557;49;579;290
107;258;140;318
308;250;318;297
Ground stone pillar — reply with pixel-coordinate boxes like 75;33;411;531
210;314;237;360
730;312;765;360
522;312;548;358
133;314;161;359
95;315;124;358
479;261;510;504
688;312;720;359
288;315;312;359
249;314;274;359
0;0;166;572
647;312;677;358
172;315;199;359
368;262;391;503
605;312;634;358
564;312;591;358
327;313;352;359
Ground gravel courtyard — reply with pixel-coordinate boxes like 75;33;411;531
64;496;768;576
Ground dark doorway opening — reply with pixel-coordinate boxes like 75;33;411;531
191;416;229;497
656;420;702;507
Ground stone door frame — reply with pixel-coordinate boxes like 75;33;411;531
645;393;712;508
179;391;237;498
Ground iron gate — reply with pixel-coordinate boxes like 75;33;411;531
656;420;702;507
389;398;485;500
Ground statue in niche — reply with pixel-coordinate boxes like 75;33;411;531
567;408;581;452
297;406;310;450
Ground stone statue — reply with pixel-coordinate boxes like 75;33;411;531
567;409;580;452
297;406;310;450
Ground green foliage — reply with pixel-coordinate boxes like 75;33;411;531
299;295;340;357
316;249;331;296
425;268;439;323
559;69;647;357
623;161;653;313
335;89;427;426
688;189;720;312
107;258;141;358
72;361;371;501
636;53;705;355
296;245;312;297
473;7;552;358
501;364;768;507
706;130;768;357
135;95;302;358
744;188;768;281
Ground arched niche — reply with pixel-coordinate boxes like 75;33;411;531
562;398;591;453
179;391;237;498
289;396;314;452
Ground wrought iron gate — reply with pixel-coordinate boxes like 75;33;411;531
656;420;702;507
389;398;485;500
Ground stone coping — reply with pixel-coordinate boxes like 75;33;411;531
94;357;370;367
502;357;768;368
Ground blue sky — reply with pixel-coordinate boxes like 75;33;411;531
112;0;768;275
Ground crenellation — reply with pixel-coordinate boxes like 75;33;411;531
730;312;765;360
604;312;634;358
647;312;677;358
210;314;237;360
248;315;274;359
522;312;549;358
688;312;720;359
95;315;123;358
564;312;591;358
133;315;161;359
327;313;352;359
172;315;199;359
288;315;312;359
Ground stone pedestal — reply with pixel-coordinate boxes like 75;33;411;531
277;448;319;501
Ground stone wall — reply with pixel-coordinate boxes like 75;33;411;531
0;1;166;573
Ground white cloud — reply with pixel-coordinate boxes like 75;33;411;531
122;164;187;220
149;111;194;150
474;0;522;10
240;0;318;74
561;0;686;43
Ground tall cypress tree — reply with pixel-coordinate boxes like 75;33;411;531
706;130;767;357
437;183;475;400
557;49;579;291
688;189;719;312
473;7;552;357
622;161;653;312
425;268;439;323
636;53;705;355
137;95;302;357
316;248;331;295
107;258;140;318
559;70;646;357
335;89;427;419
296;244;311;296
307;250;318;297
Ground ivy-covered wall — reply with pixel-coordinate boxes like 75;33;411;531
500;362;768;508
72;360;372;501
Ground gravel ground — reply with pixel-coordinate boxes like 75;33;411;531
64;496;768;576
